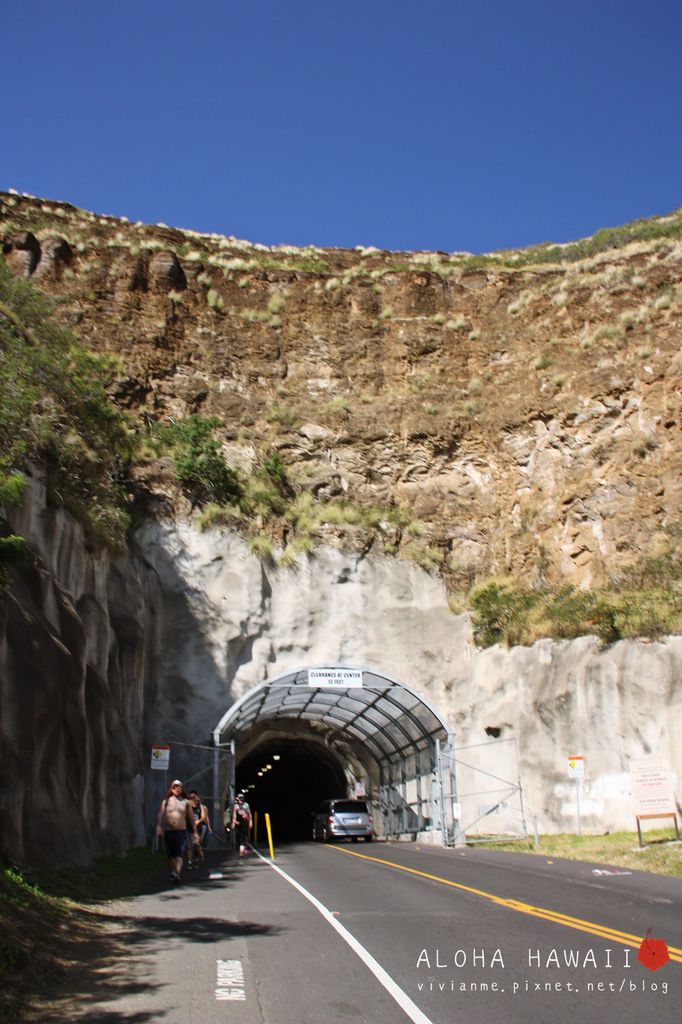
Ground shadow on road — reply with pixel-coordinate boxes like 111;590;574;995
20;850;283;1023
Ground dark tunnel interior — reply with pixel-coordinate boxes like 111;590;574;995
235;737;349;842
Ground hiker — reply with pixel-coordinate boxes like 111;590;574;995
231;793;252;857
156;780;198;884
187;790;210;866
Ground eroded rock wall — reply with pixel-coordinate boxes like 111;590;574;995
2;488;679;866
0;478;162;865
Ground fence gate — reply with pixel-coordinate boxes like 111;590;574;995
437;736;528;846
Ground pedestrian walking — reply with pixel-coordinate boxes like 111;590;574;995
231;794;252;857
187;790;210;866
156;780;198;884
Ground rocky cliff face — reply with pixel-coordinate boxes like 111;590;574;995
2;477;680;864
2;192;681;591
1;193;681;864
1;476;161;865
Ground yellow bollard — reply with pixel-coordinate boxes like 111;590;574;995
253;811;258;848
265;812;275;860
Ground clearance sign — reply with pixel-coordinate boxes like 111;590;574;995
307;668;363;688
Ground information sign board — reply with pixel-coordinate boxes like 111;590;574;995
567;755;585;779
630;756;676;816
308;668;363;688
151;745;170;770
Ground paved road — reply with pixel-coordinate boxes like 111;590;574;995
68;841;681;1023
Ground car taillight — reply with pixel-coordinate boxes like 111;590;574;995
327;815;334;824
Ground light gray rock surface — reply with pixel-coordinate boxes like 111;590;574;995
1;478;162;865
138;517;682;835
2;484;680;865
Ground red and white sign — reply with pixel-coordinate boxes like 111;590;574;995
630;756;675;816
151;745;170;770
567;755;585;779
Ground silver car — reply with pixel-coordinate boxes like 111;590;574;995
312;799;373;842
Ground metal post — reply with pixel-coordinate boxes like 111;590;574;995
436;738;446;846
379;762;387;838
415;748;424;833
446;734;462;847
576;778;582;837
514;736;528;840
389;760;397;836
401;756;408;835
211;734;221;849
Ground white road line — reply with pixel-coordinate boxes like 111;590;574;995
216;959;246;1001
251;848;435;1024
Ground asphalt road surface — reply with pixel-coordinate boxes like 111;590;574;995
68;840;681;1024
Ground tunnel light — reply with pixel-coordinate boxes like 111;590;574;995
273;755;280;761
257;771;263;777
266;763;272;769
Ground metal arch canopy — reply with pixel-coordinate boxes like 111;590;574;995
213;665;452;764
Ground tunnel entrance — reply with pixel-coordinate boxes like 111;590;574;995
213;665;454;844
235;736;347;841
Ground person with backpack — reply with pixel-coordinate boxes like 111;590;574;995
231;793;252;857
156;780;198;884
187;790;210;866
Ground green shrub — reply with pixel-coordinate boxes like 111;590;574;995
197;502;244;531
261;451;289;489
157;416;243;508
470;579;539;647
0;535;29;588
266;403;299;429
248;532;275;562
0;473;26;508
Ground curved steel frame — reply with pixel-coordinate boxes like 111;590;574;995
212;665;455;840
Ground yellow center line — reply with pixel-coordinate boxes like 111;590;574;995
326;845;682;964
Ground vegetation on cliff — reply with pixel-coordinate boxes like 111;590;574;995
144;414;420;566
0;259;133;552
1;193;681;646
469;534;682;646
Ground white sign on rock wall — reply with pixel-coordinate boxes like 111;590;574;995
151;745;170;770
308;668;363;688
630;756;676;816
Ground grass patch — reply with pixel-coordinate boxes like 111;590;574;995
484;830;682;877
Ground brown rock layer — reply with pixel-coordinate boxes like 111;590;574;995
1;192;681;590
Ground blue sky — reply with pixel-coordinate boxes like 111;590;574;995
4;1;681;253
